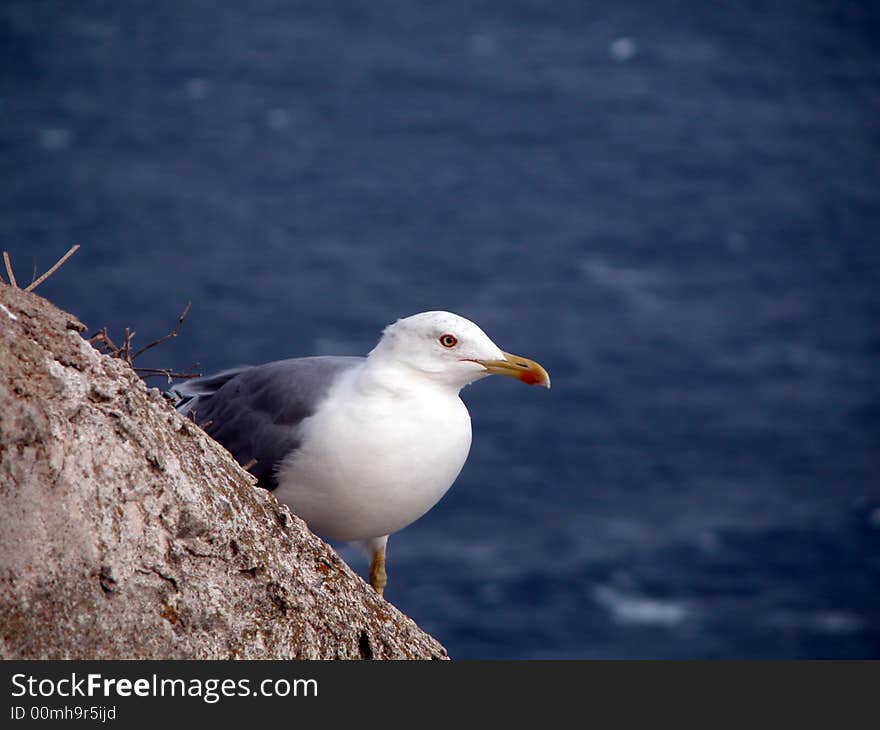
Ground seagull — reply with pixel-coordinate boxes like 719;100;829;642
172;311;550;596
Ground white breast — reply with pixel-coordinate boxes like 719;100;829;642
274;367;473;541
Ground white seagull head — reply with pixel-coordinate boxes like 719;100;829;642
368;310;550;391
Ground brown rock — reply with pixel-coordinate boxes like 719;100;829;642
0;283;447;659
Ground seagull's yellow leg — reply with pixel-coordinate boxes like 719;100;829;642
369;547;387;596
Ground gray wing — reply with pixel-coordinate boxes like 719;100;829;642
172;356;363;489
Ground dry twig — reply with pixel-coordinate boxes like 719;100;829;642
133;367;202;383
132;302;191;360
89;302;200;383
1;244;80;291
2;243;197;384
3;252;17;287
25;245;80;292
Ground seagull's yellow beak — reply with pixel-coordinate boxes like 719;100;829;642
473;352;551;388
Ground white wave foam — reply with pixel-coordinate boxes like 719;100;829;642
592;585;689;626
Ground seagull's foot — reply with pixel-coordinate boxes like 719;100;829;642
369;547;387;597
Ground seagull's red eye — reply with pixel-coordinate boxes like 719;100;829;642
439;334;458;348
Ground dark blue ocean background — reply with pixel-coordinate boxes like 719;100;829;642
2;1;879;658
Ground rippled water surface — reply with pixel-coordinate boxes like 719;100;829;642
3;1;879;657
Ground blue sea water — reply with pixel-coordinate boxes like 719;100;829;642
2;1;878;658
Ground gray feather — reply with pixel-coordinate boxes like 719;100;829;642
173;356;363;489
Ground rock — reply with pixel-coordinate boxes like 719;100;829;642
0;283;447;659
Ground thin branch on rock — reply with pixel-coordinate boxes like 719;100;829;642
121;327;135;364
25;245;81;292
2;252;17;288
134;367;202;383
3;244;198;385
89;303;200;383
132;302;191;361
2;245;81;291
88;328;121;356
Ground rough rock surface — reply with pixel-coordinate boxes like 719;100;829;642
0;283;447;659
